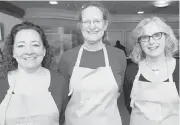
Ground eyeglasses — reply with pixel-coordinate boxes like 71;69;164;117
81;19;104;27
138;32;166;43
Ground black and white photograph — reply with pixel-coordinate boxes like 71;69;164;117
0;1;179;125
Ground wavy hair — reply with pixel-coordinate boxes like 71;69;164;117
130;16;178;63
2;21;53;77
77;2;110;45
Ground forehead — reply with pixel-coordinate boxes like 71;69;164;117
15;29;41;41
143;22;162;35
81;6;103;20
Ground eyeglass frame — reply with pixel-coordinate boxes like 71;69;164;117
138;32;167;43
81;19;104;27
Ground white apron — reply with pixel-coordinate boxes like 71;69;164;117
0;70;59;125
65;44;122;125
130;62;179;125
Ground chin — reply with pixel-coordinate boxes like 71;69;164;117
22;63;41;69
86;38;102;44
147;53;164;58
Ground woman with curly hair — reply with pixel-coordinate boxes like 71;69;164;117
123;17;179;125
0;22;68;125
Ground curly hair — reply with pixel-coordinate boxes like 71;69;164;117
2;21;53;76
77;2;110;45
130;16;179;63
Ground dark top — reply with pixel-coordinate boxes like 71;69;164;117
0;70;68;124
58;45;127;92
114;44;126;56
123;59;179;114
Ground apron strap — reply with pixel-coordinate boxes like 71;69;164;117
1;73;16;125
166;58;176;83
75;45;84;66
134;65;141;83
130;65;141;107
102;45;110;67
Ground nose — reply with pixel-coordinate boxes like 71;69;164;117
89;21;96;30
26;46;34;54
148;37;156;45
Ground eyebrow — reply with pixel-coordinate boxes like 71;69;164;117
31;40;41;43
16;41;41;44
16;41;25;44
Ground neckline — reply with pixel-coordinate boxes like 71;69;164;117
139;74;169;83
83;44;105;52
136;61;174;83
83;47;103;53
75;44;109;67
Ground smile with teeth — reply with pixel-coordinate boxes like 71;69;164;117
87;31;99;34
24;57;36;60
148;46;159;50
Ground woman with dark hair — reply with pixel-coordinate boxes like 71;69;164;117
0;22;68;125
58;2;126;125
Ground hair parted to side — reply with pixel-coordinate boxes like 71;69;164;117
77;2;110;45
1;21;53;77
130;16;178;63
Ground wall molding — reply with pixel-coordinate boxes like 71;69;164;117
24;8;179;23
0;1;25;18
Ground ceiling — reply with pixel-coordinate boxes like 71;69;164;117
7;1;179;15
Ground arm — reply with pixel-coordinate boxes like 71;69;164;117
123;70;132;113
123;63;138;114
59;74;69;125
118;50;127;93
0;77;9;104
57;53;70;124
57;53;71;81
173;58;179;94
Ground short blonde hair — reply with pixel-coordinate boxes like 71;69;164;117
130;16;178;63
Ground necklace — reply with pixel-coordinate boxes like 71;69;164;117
145;59;160;75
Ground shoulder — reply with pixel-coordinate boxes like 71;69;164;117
126;62;138;71
0;76;9;103
49;70;68;94
106;45;127;72
173;58;179;78
125;62;138;79
175;58;179;69
106;45;126;64
49;70;67;84
106;45;126;57
60;45;81;63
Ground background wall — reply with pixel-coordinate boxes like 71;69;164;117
24;11;179;56
0;12;22;50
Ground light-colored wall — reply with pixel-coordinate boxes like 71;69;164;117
24;9;179;56
0;12;22;50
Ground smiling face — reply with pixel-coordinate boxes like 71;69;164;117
13;29;45;71
80;6;108;45
140;22;166;59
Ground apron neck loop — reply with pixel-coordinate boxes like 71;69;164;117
166;58;174;83
135;66;141;82
75;44;110;67
75;45;84;66
102;45;110;67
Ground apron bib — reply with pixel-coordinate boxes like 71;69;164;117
65;44;122;125
130;61;179;125
0;70;59;125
